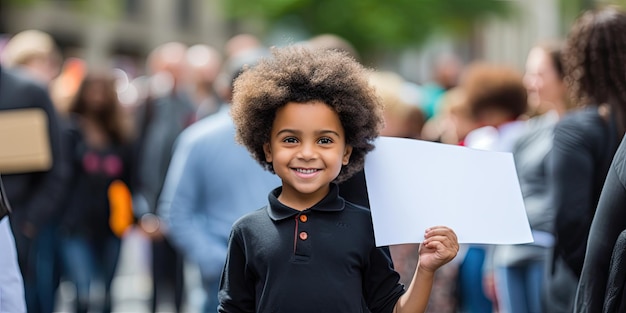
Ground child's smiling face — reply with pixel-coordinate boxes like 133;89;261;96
263;101;352;209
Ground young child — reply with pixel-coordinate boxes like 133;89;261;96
218;46;459;313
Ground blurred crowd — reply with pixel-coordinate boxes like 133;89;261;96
1;4;626;313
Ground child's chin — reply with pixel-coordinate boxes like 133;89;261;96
292;183;329;195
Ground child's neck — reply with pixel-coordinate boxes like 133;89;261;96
277;185;331;211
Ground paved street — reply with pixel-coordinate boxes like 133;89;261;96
54;228;205;313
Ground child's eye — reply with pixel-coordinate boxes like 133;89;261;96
318;137;333;144
282;137;298;143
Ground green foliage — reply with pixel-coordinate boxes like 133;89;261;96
224;0;512;54
559;0;626;35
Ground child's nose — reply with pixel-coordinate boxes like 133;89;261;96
297;142;317;159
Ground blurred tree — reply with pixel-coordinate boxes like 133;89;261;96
559;0;626;35
224;0;512;56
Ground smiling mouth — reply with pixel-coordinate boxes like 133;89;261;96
294;168;319;174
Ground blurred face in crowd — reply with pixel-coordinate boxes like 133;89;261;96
25;54;61;84
81;77;116;114
523;47;565;115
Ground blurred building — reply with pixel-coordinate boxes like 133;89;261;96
0;0;228;75
399;0;564;84
479;0;562;69
2;0;569;77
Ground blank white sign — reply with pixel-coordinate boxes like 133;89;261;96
364;137;533;246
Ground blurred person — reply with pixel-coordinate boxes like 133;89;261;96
211;35;265;104
50;57;88;117
421;87;479;145
575;136;626;312
544;6;626;313
158;48;280;313
133;41;196;313
0;176;26;313
0;63;67;313
459;62;529;313
1;29;61;87
370;71;425;140
420;53;463;120
224;34;263;59
462;63;528;152
1;31;68;313
306;33;360;62
186;44;224;120
1;29;67;313
492;41;568;313
43;57;88;313
58;71;134;313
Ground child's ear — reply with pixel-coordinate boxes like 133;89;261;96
342;145;353;165
263;143;273;162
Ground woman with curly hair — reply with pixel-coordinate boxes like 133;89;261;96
218;46;459;313
544;6;626;313
571;5;626;313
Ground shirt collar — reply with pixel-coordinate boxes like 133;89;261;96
267;183;345;221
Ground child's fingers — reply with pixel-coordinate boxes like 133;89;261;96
425;226;458;243
421;239;458;260
423;235;458;250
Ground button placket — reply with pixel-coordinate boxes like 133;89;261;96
293;213;312;261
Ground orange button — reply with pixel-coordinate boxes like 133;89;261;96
299;215;308;222
299;231;308;240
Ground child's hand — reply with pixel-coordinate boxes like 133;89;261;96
418;226;459;273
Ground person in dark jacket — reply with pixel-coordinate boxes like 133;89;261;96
58;71;135;313
575;136;626;312
133;42;195;313
0;64;67;313
545;6;626;313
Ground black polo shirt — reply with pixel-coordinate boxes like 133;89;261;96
218;183;405;313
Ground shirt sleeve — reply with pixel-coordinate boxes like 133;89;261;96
158;135;228;281
218;227;256;313
363;246;406;313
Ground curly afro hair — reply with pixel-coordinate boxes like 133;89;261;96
563;6;626;134
231;45;384;182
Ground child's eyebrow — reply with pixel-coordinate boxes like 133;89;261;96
316;130;342;137
275;129;342;138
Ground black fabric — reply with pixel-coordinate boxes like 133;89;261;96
337;169;370;208
551;107;618;277
547;107;619;313
0;69;8;220
0;175;11;220
604;230;626;313
575;134;626;312
58;116;134;238
218;183;405;313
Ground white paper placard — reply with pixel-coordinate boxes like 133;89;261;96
364;137;533;246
